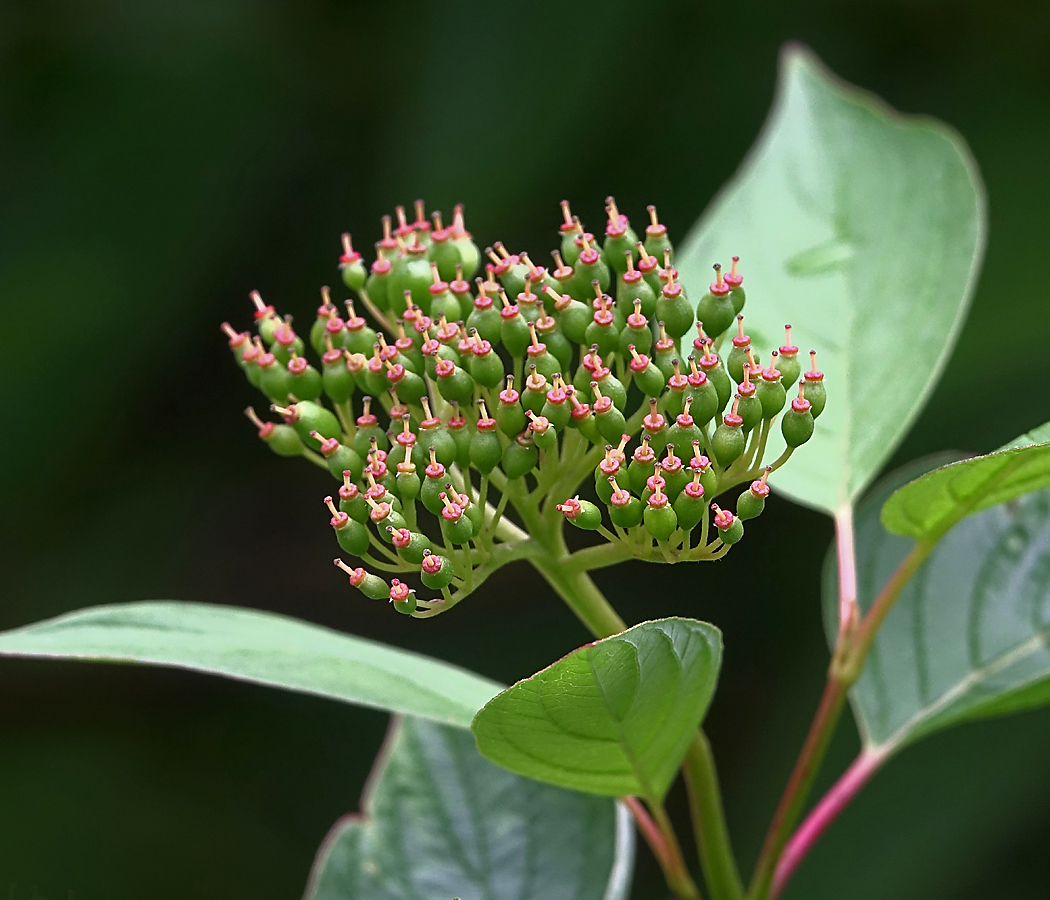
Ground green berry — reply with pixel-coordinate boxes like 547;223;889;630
390;527;431;565
439;496;475;545
287;355;323;401
673;475;707;532
420;551;456;590
326;497;371;556
556;496;603;530
736;468;771;521
656;274;693;340
695;264;736;339
698;345;733;412
642;205;673;264
802;351;827;418
782;390;815;447
470;408;503;474
608;482;644;528
547;287;591;345
245;408;304;457
502;431;539;479
258;351;292;404
315;434;364;482
711;404;746;468
712;504;744;545
627;347;666;398
388;579;418;615
777;326;802;388
450;205;481;280
365;252;393;312
628;438;657;495
334;560;388;601
686;359;720;426
466;286;502;344
643;488;678;542
572;241;610;299
617;256;657;320
726;316;752;385
724;256;746;315
338;479;370;524
274;400;341;449
601;199;639;275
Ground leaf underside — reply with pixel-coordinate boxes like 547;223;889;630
0;601;501;729
678;44;985;515
825;459;1050;752
305;716;634;900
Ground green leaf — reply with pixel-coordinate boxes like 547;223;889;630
824;459;1050;752
0;602;500;729
305;716;634;900
677;45;985;516
881;421;1050;540
471;617;721;802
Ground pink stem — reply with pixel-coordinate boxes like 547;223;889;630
623;796;671;868
835;506;858;638
772;748;887;898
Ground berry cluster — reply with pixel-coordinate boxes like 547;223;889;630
223;199;826;617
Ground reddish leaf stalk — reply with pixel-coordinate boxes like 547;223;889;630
771;748;887;898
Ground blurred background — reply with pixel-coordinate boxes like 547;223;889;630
2;0;1049;897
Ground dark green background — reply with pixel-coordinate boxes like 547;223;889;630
2;1;1049;897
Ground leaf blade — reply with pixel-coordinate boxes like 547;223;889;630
305;716;634;900
677;44;986;515
0;601;501;729
881;421;1050;540
471;618;721;802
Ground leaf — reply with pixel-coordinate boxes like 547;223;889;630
677;44;986;516
0;602;500;729
824;459;1050;752
471;618;721;802
305;716;634;900
881;421;1050;541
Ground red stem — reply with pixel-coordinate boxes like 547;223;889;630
771;749;887;898
624;796;671;869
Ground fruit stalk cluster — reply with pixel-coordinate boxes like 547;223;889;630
223;198;826;616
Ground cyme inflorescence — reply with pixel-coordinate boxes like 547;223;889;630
222;199;826;617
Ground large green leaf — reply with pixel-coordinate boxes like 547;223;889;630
0;602;500;729
472;618;721;802
677;45;985;516
824;460;1050;752
305;716;634;900
881;421;1050;540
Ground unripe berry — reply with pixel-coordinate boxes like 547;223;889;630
572;233;611;298
711;504;744;545
643;205;673;264
726;316;752;385
545;285;591;346
756;352;787;419
535;313;572;372
287;354;323;401
366;246;394;312
541;376;572;431
724;256;746;315
270;318;305;366
390;526;431;565
668;399;705;461
428;212;461;283
325;496;370;556
736;467;771;520
627;346;666;397
636;244;662;297
470;402;503;474
466;281;501;344
689;444;719;499
245;407;304;457
628;436;657;496
643;484;678;542
557;201;584;266
652;322;678;382
584;291;621;358
617;254;657;319
434;358;475;406
695;264;736;339
620;298;653;356
395;461;421;504
272;400;341;449
527;411;558;453
698;341;733;412
686;357;719;426
557;496;603;530
673;471;707;532
420;550;455;590
439;492;475;545
777;325;801;387
450;204;481;280
338;475;370;523
567;389;601;444
497;376;527;437
660;445;688;499
352;399;387;456
314;432;364;482
258;349;292;404
334;559;389;601
388;579;418;615
656;270;693;340
525;322;561;380
601;198;639;274
607;477;644;528
735;367;764;434
711;400;746;467
782;383;815;447
642;398;669;455
499;292;532;357
502;431;539;478
802;350;827;418
592;382;627;445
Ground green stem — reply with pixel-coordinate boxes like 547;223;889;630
531;548;743;900
683;732;745;900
